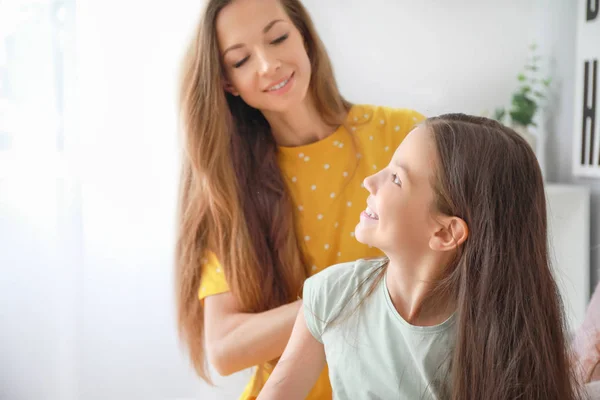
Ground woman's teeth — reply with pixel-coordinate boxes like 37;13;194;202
268;77;290;91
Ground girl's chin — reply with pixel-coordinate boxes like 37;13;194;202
353;228;372;247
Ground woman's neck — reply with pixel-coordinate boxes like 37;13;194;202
385;252;455;327
261;97;343;147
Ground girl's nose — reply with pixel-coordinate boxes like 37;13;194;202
363;173;378;195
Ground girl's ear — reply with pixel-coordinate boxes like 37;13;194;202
429;216;468;252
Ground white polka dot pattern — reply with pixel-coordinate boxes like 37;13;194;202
198;105;426;303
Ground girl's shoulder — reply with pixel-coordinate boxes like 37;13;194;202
303;258;386;311
302;258;387;342
308;257;385;289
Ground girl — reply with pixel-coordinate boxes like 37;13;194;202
258;114;583;400
175;0;424;398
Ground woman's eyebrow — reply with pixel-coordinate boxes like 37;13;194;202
223;19;285;56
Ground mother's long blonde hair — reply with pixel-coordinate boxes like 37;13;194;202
175;0;350;381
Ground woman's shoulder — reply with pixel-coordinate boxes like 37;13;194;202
346;104;426;128
344;104;426;153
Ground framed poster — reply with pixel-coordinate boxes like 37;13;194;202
573;0;600;178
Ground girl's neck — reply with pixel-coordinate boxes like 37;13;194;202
385;253;455;327
261;96;342;147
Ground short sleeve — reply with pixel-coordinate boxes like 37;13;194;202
302;273;328;343
198;252;230;301
301;261;367;343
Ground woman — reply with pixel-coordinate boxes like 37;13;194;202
175;0;424;398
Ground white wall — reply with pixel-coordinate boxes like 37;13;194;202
2;0;592;399
310;0;534;117
542;0;600;290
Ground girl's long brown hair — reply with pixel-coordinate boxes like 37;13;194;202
175;0;350;381
426;114;584;400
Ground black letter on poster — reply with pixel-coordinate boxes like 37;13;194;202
581;60;597;165
588;0;599;21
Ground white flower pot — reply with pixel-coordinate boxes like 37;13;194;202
512;124;537;154
510;123;547;179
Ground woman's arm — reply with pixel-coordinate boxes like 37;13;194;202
203;292;301;376
257;306;326;400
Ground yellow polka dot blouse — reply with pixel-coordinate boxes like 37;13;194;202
198;104;425;399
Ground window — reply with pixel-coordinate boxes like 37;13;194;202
0;0;73;182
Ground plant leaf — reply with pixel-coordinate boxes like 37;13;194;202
494;107;506;122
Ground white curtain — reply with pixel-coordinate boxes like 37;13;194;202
0;1;80;400
1;0;248;398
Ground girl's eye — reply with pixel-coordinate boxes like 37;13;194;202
391;173;402;187
233;56;249;68
271;34;288;45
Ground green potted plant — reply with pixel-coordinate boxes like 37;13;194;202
493;44;551;153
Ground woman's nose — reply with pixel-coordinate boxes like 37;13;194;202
256;48;281;77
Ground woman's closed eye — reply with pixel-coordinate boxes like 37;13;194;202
233;33;289;68
391;173;402;187
233;56;250;68
231;34;287;68
271;33;288;45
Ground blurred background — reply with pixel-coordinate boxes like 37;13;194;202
0;0;597;399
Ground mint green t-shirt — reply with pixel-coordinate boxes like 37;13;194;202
303;258;456;400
